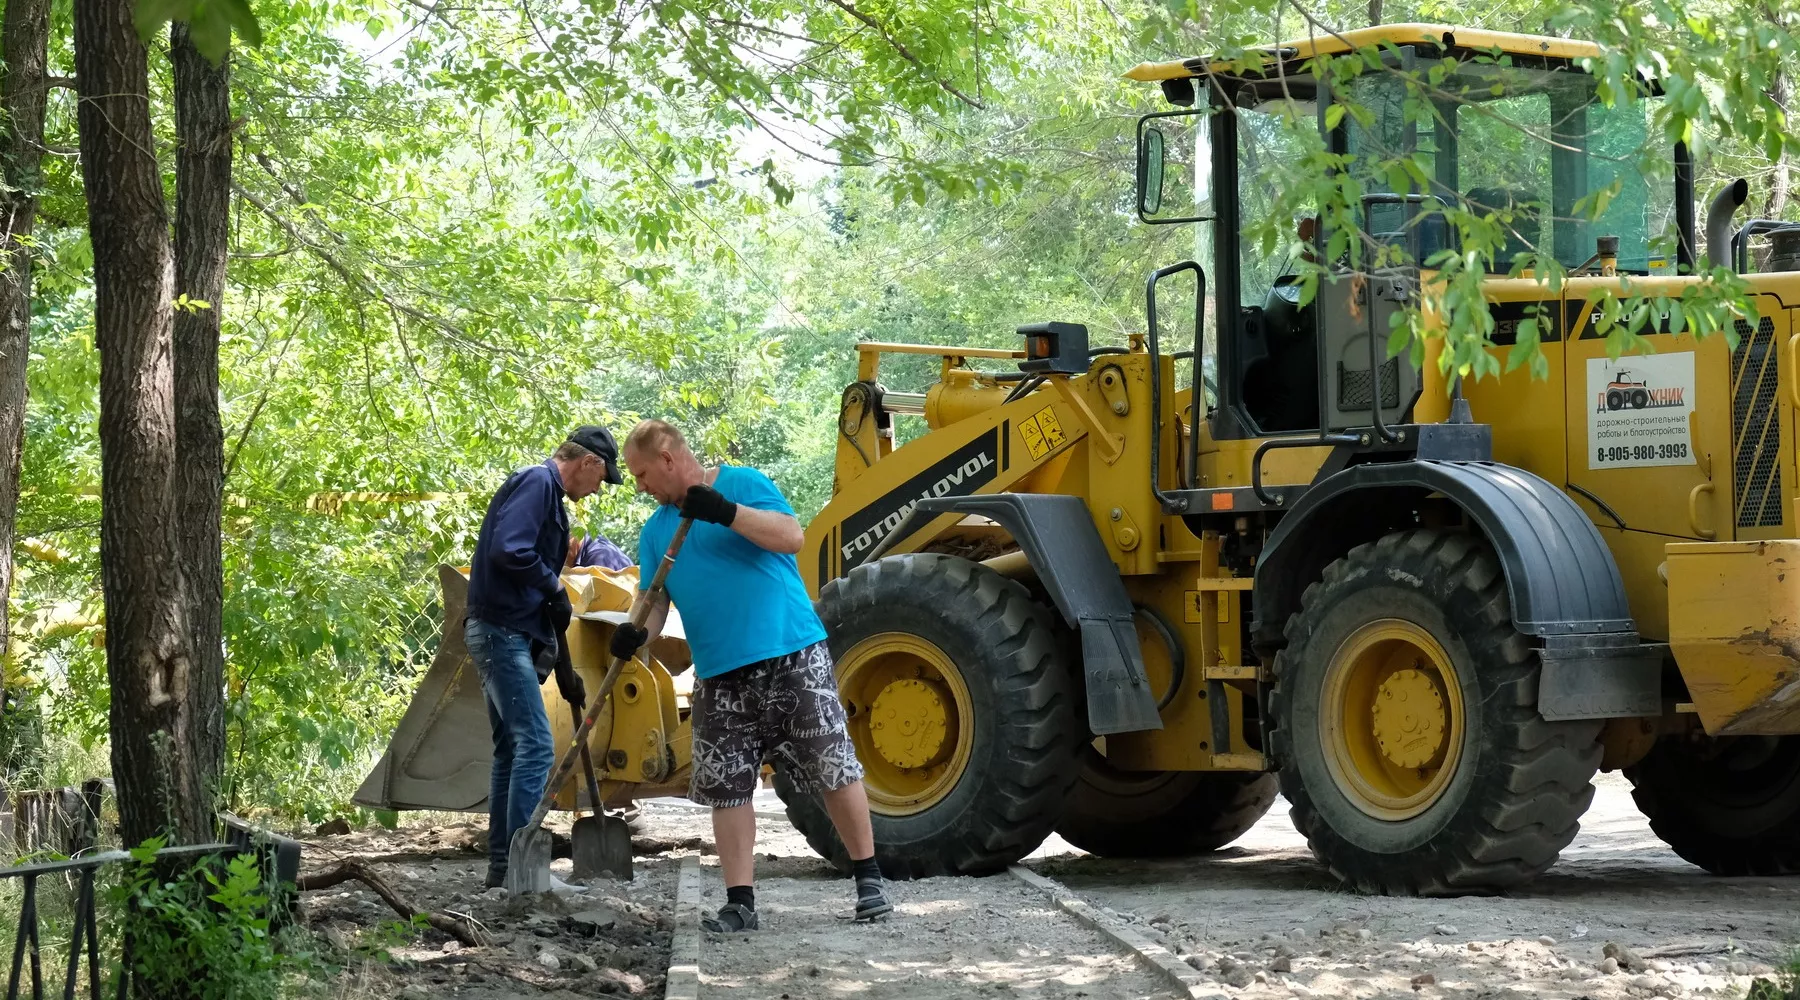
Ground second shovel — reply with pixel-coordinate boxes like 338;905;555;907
569;702;632;880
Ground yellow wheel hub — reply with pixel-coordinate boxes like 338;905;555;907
868;678;950;769
1371;668;1447;768
1321;620;1464;821
838;633;974;816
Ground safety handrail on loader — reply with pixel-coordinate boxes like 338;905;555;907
1144;259;1205;512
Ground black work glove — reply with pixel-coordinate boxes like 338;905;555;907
548;589;573;634
609;622;649;662
552;641;586;710
681;484;737;526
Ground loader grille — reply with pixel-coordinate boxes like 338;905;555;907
1731;316;1785;528
1338;357;1401;410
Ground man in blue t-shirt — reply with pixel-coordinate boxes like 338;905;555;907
609;419;890;931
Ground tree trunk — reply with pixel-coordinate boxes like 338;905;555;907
73;0;207;846
1368;0;1382;26
0;0;51;692
169;23;229;811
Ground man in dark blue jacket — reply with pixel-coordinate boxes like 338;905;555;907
466;426;623;888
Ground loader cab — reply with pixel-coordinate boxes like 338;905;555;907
1133;25;1693;444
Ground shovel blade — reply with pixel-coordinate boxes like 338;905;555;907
503;826;553;894
571;814;634;881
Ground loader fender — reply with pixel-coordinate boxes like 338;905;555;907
864;493;1164;735
1252;460;1661;722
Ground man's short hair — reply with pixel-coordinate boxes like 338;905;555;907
625;419;689;457
553;440;595;462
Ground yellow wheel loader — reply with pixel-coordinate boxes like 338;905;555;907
361;23;1800;896
779;24;1800;894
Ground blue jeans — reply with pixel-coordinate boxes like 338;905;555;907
464;618;554;872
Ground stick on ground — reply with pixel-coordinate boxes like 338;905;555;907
298;858;489;946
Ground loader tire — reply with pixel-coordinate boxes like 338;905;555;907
1055;746;1277;857
775;553;1080;879
1268;529;1603;895
1627;735;1800;875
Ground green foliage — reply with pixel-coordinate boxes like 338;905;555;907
112;841;283;999
135;0;262;63
17;0;1800;823
15;0;1081;818
1744;947;1800;1000
351;914;428;963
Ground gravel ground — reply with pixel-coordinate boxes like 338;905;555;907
693;854;1178;1000
1030;773;1800;1000
299;819;678;999
299;773;1800;999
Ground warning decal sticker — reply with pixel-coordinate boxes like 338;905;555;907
1018;404;1067;461
1586;352;1696;470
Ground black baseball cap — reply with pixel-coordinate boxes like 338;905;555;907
567;425;624;484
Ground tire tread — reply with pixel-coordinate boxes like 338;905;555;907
1268;528;1602;896
778;553;1078;879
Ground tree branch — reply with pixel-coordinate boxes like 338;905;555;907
231;182;511;358
251;151;346;245
705;17;829;46
228;246;296;260
298;858;488;947
223;309;301;484
665;19;870;166
822;0;985;109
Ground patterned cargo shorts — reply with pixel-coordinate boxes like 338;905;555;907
689;640;864;809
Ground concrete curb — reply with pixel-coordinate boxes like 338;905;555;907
1008;864;1227;999
665;855;703;1000
642;800;789;823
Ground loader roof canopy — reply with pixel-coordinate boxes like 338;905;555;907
1125;23;1605;84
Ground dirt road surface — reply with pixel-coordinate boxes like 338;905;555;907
300;773;1800;998
1030;774;1800;1000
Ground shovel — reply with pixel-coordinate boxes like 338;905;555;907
507;517;693;894
569;702;633;880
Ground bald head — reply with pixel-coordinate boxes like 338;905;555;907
623;419;703;505
625;419;689;459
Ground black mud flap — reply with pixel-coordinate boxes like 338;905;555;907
1537;635;1665;720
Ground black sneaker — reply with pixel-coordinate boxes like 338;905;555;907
701;902;758;932
854;875;892;922
484;865;507;890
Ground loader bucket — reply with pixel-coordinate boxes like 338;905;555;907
353;564;492;811
353;563;693;812
1667;540;1800;735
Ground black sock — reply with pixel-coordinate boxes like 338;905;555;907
851;856;882;882
726;884;755;910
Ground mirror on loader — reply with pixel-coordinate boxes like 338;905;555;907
1135;110;1210;225
1139;127;1165;215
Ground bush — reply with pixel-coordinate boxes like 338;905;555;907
111;840;284;1000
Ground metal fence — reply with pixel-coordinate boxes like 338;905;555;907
3;844;228;1000
0;792;300;1000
